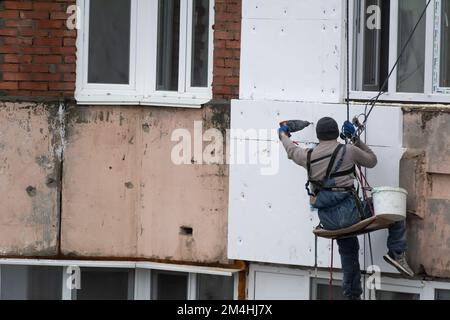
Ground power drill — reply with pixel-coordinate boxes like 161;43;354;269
279;120;312;138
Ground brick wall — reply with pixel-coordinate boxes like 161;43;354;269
0;0;76;98
0;0;241;101
212;0;241;101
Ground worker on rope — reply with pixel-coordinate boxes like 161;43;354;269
279;117;414;300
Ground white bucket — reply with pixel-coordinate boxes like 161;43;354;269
372;187;408;222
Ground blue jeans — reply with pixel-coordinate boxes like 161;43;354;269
317;192;407;299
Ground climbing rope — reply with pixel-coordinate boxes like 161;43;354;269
329;239;334;300
322;0;431;300
346;0;350;122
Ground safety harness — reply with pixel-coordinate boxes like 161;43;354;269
305;144;356;197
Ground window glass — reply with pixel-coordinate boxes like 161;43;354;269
440;0;450;87
153;271;188;300
191;0;210;87
75;268;134;300
397;0;426;93
197;274;234;300
354;0;390;91
436;289;450;300
0;265;62;300
311;279;347;300
376;290;420;300
88;0;131;84
157;0;181;91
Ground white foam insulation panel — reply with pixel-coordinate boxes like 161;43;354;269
240;0;343;103
228;99;405;274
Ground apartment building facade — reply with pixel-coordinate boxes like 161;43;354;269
0;0;244;300
228;0;450;300
0;0;449;301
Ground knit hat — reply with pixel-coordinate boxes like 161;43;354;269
316;117;339;141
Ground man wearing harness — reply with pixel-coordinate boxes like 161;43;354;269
279;117;414;300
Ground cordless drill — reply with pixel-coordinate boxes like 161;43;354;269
279;120;312;138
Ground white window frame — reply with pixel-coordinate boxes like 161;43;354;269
0;259;239;301
433;0;450;94
349;0;450;103
75;0;214;108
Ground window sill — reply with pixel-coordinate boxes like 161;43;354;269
75;93;212;108
350;91;450;104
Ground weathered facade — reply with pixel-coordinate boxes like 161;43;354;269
0;0;449;301
0;0;243;300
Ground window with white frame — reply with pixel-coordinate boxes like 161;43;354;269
351;0;450;102
310;278;347;300
0;263;236;300
76;0;214;107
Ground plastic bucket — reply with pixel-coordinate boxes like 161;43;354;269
372;187;408;222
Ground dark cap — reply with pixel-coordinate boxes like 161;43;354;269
316;117;339;141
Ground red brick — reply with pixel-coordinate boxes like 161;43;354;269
33;2;64;11
214;68;233;77
214;49;233;59
50;12;69;20
4;54;32;64
63;38;76;46
57;64;76;73
0;29;18;36
20;11;49;20
0;64;19;72
64;55;76;63
5;19;34;28
63;73;76;82
215;31;235;40
0;10;19;19
33;55;62;64
34;38;63;46
224;77;240;86
226;40;240;49
37;20;64;29
22;46;52;54
224;59;240;68
3;37;33;45
4;1;33;10
19;82;48;91
2;72;32;81
50;30;76;38
50;46;75;54
0;82;19;90
8;90;31;96
20;64;49;73
49;82;75;91
31;73;62;81
0;46;20;54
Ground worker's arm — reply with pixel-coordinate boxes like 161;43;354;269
280;133;308;167
350;139;378;168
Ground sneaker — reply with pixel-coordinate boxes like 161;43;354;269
383;252;415;278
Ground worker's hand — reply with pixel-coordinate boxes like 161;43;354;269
278;126;291;139
342;121;356;139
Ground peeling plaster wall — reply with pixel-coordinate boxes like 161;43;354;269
401;108;450;278
61;104;230;264
0;102;230;264
0;102;60;256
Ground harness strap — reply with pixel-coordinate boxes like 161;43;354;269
329;166;356;178
306;148;313;179
325;144;345;179
310;153;333;164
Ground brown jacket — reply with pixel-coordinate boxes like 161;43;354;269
281;136;378;187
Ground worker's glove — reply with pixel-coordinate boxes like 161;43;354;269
342;120;356;139
278;126;291;139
